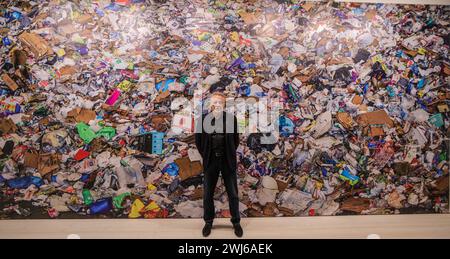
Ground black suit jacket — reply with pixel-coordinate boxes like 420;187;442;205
195;112;240;171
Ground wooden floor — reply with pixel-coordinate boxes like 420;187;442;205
0;214;449;239
1;0;449;240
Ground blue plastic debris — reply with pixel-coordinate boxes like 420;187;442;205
7;176;43;189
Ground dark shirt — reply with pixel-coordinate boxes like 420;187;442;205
211;133;225;153
211;115;225;155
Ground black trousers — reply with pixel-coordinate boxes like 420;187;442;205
203;154;240;224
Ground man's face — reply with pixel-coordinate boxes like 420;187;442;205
210;95;225;113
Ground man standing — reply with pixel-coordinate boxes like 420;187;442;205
195;92;242;237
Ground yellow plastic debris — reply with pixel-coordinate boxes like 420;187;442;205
147;184;157;191
56;49;66;57
128;199;145;218
144;201;160;212
230;31;239;42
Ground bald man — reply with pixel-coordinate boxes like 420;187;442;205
195;92;242;237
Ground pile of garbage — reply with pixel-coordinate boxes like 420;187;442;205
0;0;449;219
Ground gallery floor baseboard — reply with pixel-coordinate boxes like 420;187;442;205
1;214;449;239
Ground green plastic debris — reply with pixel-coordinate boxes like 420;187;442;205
429;113;444;128
179;75;189;85
113;192;131;209
96;126;116;140
120;159;129;167
117;80;133;92
439;152;447;162
76;122;96;144
76;123;116;143
82;189;94;206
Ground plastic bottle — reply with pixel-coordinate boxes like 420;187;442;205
82;189;94;206
89;198;112;215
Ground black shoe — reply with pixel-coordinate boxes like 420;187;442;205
233;223;243;237
202;223;212;237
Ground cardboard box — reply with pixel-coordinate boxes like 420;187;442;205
356;110;394;128
175;157;203;181
18;32;54;59
341;197;371;213
0;118;18;136
336;112;354;129
58;66;78;81
24;150;39;169
352;95;363;105
1;73;19;91
67;108;96;124
239;11;261;25
275;175;291;192
368;126;385;137
38;153;62;176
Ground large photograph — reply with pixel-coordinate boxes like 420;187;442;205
0;0;448;220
